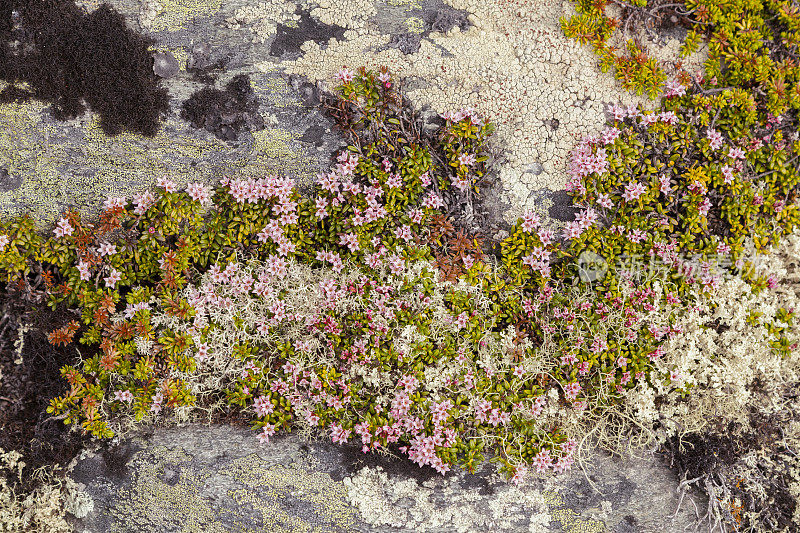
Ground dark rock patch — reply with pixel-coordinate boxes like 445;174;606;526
180;74;265;143
0;0;170;136
388;32;422;55
185;41;231;84
270;9;347;61
424;5;470;34
300;124;327;147
0;168;22;192
548;189;578;222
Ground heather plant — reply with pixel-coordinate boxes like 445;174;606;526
0;16;799;533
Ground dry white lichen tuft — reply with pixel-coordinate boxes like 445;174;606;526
342;464;554;531
225;0;301;44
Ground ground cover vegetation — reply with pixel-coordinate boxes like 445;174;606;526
0;0;799;531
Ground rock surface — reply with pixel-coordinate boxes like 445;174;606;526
63;423;708;532
1;0;717;531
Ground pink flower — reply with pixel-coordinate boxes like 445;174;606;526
458;152;476;166
103;196;127;211
511;464;528;485
551;455;574;474
157;176;178;193
114;390;134;402
339;232;360;252
532;449;553;473
627;229;647;244
256;423;276;444
659;111;679;125
149;226;156;234
600;126;621;145
728;146;746;160
336;67;355;83
330;423;351;444
54;217;74;238
575;207;598;230
538;228;554;246
623;181;647;202
663;79;686;98
77;260;92;281
597;193;613;209
395;225;413;243
386;173;402;189
398;374;419;394
521;210;541;232
698;197;711;217
104;268;123;288
706;128;724;150
450;175;470;192
564;381;582;400
562;221;585;240
720;164;735;184
387;254;405;275
660;175;672;195
186;182;213;205
97;242;116;257
422;192;444;210
610;103;626;121
253;395;274;417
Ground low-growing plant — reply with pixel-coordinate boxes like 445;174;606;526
0;7;799;520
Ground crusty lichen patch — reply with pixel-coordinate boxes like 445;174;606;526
279;0;708;225
99;444;360;532
341;463;609;532
0;73;325;237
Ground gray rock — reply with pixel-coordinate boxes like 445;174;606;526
0;1;717;530
153;51;180;78
63;423;708;533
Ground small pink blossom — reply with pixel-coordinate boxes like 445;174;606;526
511;464;528;485
104;268;123;288
186;182;213;205
336;67;355;83
157;176;178;193
54;217;74;238
728;146;746;160
458;152;476;166
253;395;274;417
330;423;351;444
610;103;626;121
103;196;127;211
521;210;541;232
256;423;276;444
623;181;647;202
97;242;116;257
114;390;134;402
721;165;734;185
663;79;686;98
706;128;724;150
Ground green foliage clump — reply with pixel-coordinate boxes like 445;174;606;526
0;7;798;528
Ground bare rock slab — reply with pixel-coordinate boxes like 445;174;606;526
63;424;707;532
